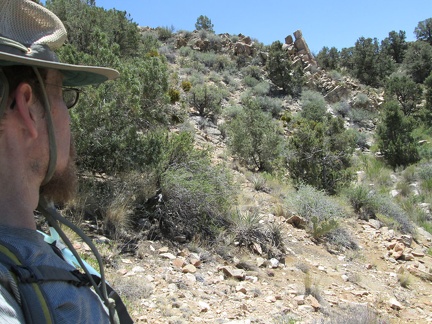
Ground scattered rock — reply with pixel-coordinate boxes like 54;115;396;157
160;252;176;260
269;258;279;268
220;266;246;280
286;215;308;229
388;297;403;310
198;301;210;312
305;295;321;311
182;264;197;274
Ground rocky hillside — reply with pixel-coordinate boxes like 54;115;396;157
80;167;432;323
74;29;432;323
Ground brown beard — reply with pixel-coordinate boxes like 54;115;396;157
39;141;78;205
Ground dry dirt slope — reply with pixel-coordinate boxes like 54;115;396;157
84;159;432;324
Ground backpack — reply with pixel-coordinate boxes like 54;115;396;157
0;240;133;324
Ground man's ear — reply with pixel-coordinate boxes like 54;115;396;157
14;82;38;139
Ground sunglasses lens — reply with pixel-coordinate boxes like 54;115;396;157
63;88;79;109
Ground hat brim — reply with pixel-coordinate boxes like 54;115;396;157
0;52;119;86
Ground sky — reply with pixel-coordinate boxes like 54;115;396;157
90;0;432;54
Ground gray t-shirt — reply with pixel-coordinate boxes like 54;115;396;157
0;226;110;323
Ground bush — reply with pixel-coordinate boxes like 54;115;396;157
371;194;416;234
286;115;356;194
300;90;327;122
333;100;351;118
159;160;235;242
385;73;422;116
352;93;370;109
168;88;180;104
189;84;225;117
255;95;283;117
242;75;259;88
266;41;294;95
287;184;346;239
227;96;283;172
156;25;174;41
345;184;377;219
403;40;432;83
195;15;214;32
376;101;420;169
71;55;170;174
181;80;192;92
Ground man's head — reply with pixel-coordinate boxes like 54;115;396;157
0;0;119;204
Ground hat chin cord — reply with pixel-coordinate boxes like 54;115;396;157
32;67;119;324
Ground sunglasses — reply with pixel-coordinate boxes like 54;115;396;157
62;87;81;109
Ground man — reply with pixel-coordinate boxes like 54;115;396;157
0;1;131;323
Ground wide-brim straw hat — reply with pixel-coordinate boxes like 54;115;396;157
0;0;119;86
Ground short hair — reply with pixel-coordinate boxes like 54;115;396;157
2;65;48;100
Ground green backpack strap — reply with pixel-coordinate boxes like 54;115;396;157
0;243;54;324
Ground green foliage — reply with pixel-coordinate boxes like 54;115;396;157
255;95;282;117
286;115;356;194
300;90;327;122
47;0;140;58
381;30;408;63
352;37;395;87
376;101;420;169
266;41;294;95
422;72;432;125
316;46;340;70
195;15;214;32
229;210;265;249
339;47;354;71
160;159;235;242
345;184;377;218
227;97;282;172
414;18;432;45
189;84;224;117
311;216;339;240
168;88;180;104
403;41;432;83
156;25;175;41
374;195;415;234
181;80;192;92
71;54;170;174
287;184;345;238
385;73;422;116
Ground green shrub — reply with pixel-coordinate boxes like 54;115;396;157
350;108;377;128
160;160;235;242
333;100;351;118
376;101;420;169
241;65;262;80
255;95;283;117
71;55;170;174
324;227;359;250
403;40;432;83
300;90;327;122
252;82;271;96
227;96;283;172
195;15;214;32
156;25;174;41
178;46;193;57
243;75;260;87
168;88;180;104
385;73;422;116
352;93;370;109
189;84;225;117
287;184;345;239
345;184;377;219
181;80;192;92
266;41;295;95
375;195;415;234
286;115;356;194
